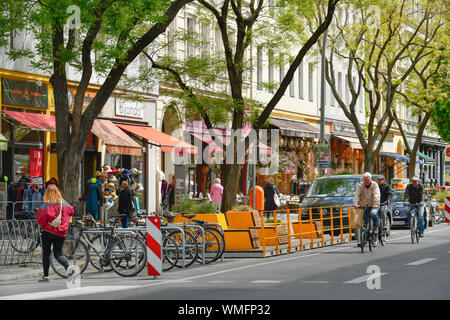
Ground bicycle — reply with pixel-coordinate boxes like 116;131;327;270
357;205;377;253
52;225;147;278
406;203;422;244
377;201;389;246
178;213;225;263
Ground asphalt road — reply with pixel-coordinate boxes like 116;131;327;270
1;224;449;302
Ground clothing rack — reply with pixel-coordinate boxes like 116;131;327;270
7;177;45;218
289;179;312;195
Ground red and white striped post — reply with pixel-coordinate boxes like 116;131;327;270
146;216;162;277
445;197;450;224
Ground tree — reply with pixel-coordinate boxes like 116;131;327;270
431;100;450;142
322;0;445;172
0;0;193;203
146;0;339;212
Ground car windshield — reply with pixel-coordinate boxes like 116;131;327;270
306;178;360;197
393;191;404;202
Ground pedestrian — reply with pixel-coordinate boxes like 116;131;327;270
36;181;74;282
167;175;176;210
118;180;133;228
264;177;280;211
210;178;223;212
161;176;168;211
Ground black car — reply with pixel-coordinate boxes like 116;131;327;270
391;189;432;229
298;174;393;236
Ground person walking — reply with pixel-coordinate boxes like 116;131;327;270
264;177;280;211
36;182;74;282
210;178;224;212
118;181;134;228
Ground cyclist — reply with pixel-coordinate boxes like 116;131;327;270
377;175;393;231
353;172;381;246
404;176;425;237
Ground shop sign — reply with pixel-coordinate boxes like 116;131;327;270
314;143;331;168
115;99;144;119
332;123;356;136
1;78;48;109
67;87;97;111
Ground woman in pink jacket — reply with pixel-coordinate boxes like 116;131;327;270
210;178;223;213
36;182;74;282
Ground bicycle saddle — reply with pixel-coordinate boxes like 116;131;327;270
181;213;196;219
163;213;176;223
192;219;206;225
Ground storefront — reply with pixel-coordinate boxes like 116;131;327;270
259;117;319;196
0;71;54;219
330;122;364;175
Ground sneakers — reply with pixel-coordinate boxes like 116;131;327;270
66;269;76;279
383;225;388;231
419;232;424;237
38;276;49;282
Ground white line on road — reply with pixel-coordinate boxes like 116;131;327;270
405;258;437;266
344;273;388;284
301;281;330;284
251;280;282;283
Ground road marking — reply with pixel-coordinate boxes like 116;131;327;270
0;285;140;300
405;258;437;266
251;280;281;283
302;280;330;284
344;273;387;284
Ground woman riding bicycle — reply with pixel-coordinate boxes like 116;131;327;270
353;172;380;247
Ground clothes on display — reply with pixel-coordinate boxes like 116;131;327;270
289;180;311;195
80;177;102;220
6;175;45;219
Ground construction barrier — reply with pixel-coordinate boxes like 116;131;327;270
146;216;162;276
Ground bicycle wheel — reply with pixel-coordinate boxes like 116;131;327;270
410;214;417;244
207;227;225;261
162;236;179;272
89;234;114;272
108;234;147;277
195;229;220;264
360;230;366;253
50;238;89;278
168;230;198;268
378;220;385;246
9;220;40;254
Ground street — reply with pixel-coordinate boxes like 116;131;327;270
1;224;449;301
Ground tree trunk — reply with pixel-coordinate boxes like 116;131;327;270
221;163;243;212
363;150;377;173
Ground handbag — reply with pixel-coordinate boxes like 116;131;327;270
48;200;63;228
274;193;281;208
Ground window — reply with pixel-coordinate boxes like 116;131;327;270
166;21;175;56
338;72;342;99
201;23;209;57
215;28;222;56
268;49;274;91
298;62;304;99
186;17;195;58
308;63;314;102
289;70;295;97
257;47;263;90
279;55;285;95
345;74;349;105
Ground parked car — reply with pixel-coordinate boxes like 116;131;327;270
391;189;432;228
298;174;392;236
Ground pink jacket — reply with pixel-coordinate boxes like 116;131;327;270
36;201;74;237
210;183;223;203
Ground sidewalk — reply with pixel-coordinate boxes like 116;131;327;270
0;264;43;282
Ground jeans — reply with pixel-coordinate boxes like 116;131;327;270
41;231;69;277
121;215;129;228
363;206;379;230
407;203;424;233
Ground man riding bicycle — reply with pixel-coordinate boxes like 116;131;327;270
404;176;425;237
377;175;393;231
354;172;381;246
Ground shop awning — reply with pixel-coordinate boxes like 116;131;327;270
2;110;56;131
91;119;142;156
332;134;362;149
417;151;435;165
380;152;409;163
270;117;320;139
115;123;197;153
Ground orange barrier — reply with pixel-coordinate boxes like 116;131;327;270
259;206;354;256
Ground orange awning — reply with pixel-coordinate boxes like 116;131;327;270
2;110;56;131
115;123;197;153
91;119;142;156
